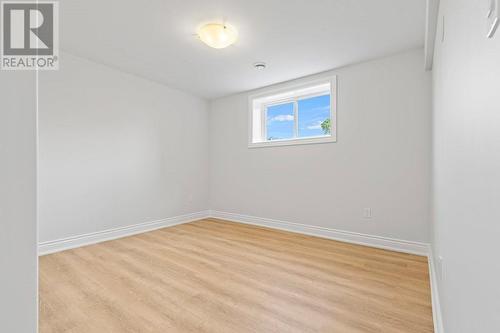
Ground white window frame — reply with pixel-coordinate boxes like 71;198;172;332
248;76;337;148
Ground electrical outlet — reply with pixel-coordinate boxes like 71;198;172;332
363;208;372;219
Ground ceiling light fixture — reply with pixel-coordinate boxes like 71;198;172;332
197;23;238;49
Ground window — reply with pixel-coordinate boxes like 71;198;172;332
249;77;336;147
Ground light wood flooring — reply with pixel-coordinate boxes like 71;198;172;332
39;218;434;333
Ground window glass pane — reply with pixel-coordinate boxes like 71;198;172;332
298;94;331;138
266;102;294;140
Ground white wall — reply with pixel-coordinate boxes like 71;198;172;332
209;49;432;243
0;71;38;332
432;0;500;332
38;52;209;243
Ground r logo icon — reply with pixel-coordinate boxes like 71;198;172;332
1;1;58;70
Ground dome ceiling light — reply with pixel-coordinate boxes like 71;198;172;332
197;23;238;49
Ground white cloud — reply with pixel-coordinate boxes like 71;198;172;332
306;121;322;130
309;106;330;113
269;114;294;122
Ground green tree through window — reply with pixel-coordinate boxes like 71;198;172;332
321;118;331;135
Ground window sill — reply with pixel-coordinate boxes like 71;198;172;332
248;135;336;148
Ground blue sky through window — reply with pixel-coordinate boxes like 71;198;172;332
266;102;294;140
298;94;331;138
266;94;331;140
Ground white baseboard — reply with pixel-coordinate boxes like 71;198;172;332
38;209;430;257
428;248;445;333
209;210;430;256
38;210;210;256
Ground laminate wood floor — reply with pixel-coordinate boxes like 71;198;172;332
39;218;434;333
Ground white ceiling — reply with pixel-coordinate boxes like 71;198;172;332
61;0;426;99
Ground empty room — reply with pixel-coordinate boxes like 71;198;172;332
1;0;499;332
